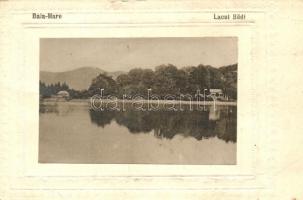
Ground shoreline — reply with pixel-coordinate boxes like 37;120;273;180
41;98;237;106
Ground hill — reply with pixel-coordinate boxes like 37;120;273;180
40;67;125;90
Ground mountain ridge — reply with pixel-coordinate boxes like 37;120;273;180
40;67;125;90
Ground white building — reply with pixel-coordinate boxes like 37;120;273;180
209;89;225;100
52;90;70;100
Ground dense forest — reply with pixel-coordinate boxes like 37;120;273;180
40;63;237;100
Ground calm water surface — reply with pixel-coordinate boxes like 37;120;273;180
39;102;237;164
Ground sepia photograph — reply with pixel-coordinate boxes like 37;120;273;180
39;37;238;164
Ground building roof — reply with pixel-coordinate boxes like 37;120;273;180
57;90;69;96
209;89;223;93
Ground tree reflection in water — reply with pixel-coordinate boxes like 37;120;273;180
89;106;237;143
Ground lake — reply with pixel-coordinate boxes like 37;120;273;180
39;101;237;165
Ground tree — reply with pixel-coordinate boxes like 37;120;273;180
39;81;72;98
116;74;131;88
88;73;118;96
154;64;180;97
219;64;237;100
40;63;237;101
141;69;155;88
128;68;144;85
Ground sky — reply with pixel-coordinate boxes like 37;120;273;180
40;37;237;72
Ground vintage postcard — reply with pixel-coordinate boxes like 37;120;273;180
1;1;303;199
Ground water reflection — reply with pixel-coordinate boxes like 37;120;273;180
89;105;236;143
39;102;237;164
